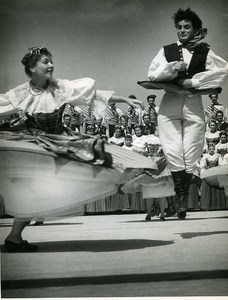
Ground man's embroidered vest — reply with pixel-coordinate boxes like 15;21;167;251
163;42;210;81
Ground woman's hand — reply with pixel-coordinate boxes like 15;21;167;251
110;95;143;108
125;97;143;108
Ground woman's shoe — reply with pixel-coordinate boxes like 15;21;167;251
5;239;39;252
145;215;151;221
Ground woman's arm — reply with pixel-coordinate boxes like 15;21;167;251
110;95;142;108
0;94;19;119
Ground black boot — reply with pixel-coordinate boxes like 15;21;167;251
171;170;186;212
175;172;193;220
183;173;193;209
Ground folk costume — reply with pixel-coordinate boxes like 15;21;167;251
0;77;156;220
148;29;228;217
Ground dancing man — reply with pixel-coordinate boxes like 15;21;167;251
148;8;228;218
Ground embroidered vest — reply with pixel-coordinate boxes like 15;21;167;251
163;43;210;80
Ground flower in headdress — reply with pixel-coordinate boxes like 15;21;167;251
28;46;47;57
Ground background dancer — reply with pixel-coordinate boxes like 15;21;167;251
148;8;228;218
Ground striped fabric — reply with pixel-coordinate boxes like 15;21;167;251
144;105;158;124
105;106;121;125
122;106;139;125
204;104;219;117
63;104;81;126
82;106;96;124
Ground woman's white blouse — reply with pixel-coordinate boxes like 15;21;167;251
0;77;114;119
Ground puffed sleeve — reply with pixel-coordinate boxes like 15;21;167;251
191;50;228;89
148;48;179;82
0;93;19;118
62;78;114;119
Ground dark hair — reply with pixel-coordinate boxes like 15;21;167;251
125;134;132;140
120;115;128;121
143;113;150;120
21;46;52;77
114;125;121;130
219;130;227;138
172;8;202;30
209;93;218;99
208;143;215;149
63;114;71;118
134;124;142;130
216;110;224;117
87;124;95;130
128;94;137;99
147;94;156;102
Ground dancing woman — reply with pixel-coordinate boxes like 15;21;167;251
0;46;143;252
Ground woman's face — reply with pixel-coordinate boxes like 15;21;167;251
135;127;142;137
210;122;216;132
220;134;227;143
125;138;132;147
31;55;54;80
208;146;215;155
176;20;196;45
120;118;127;127
115;129;121;138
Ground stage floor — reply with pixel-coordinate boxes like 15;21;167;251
1;210;228;298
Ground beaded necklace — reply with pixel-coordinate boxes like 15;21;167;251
29;81;47;96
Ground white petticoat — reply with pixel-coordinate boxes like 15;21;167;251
0;138;157;219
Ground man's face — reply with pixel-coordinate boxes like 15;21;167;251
210;94;218;104
87;126;95;135
110;102;116;108
64;116;71;126
176;19;196;45
143;115;150;124
148;98;155;106
216;113;223;122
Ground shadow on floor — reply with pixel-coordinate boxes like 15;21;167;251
0;222;83;227
1;238;174;253
179;231;228;239
2;269;228;290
